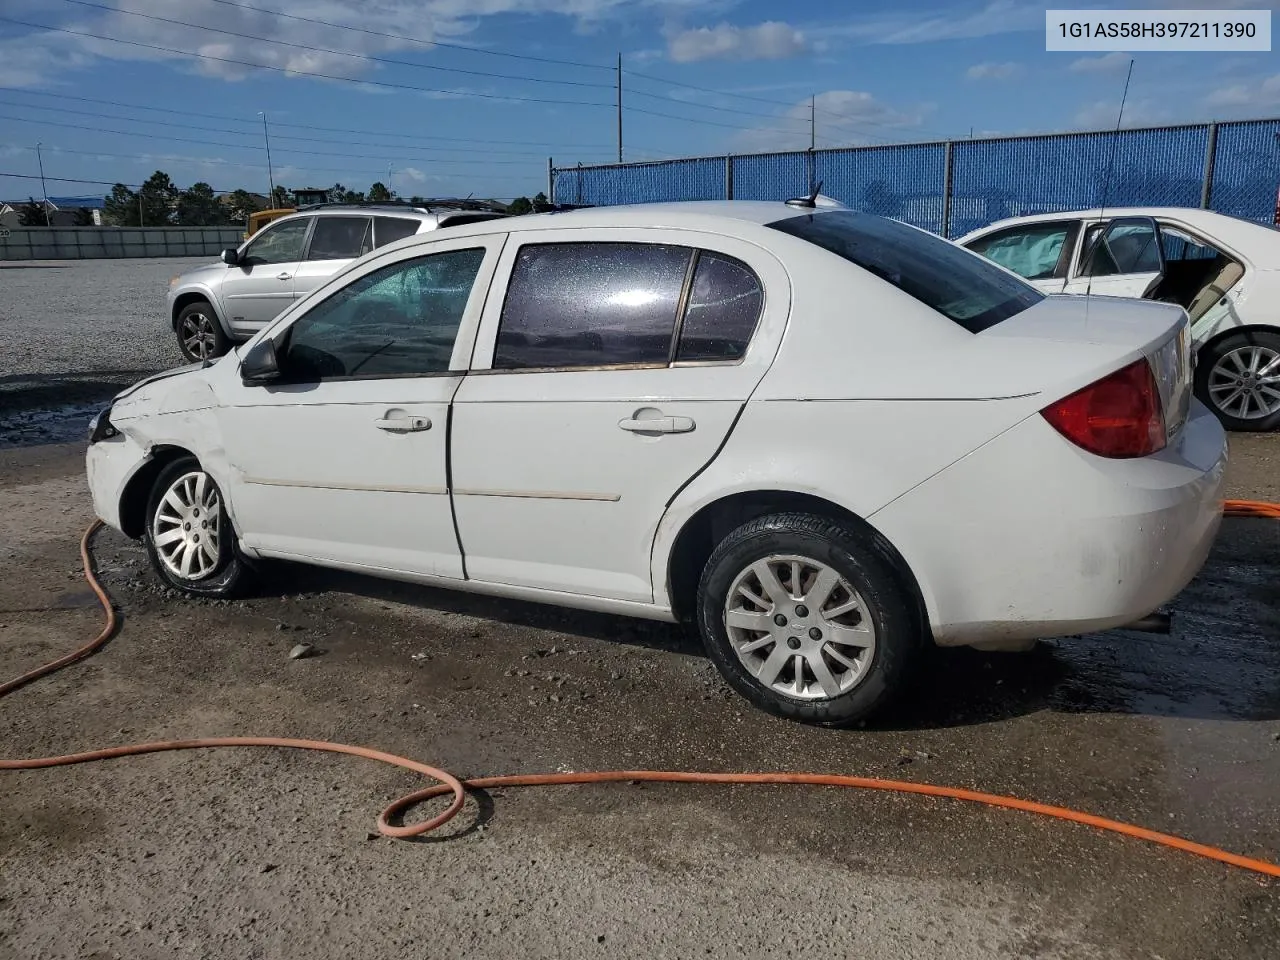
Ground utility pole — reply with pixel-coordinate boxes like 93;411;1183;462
810;96;816;152
387;162;394;197
259;111;276;205
138;192;144;228
616;53;623;163
35;142;51;226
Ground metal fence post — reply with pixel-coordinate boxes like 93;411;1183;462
725;155;733;200
547;156;554;202
941;140;955;238
1200;122;1218;209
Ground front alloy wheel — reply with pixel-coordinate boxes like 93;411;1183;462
142;456;248;598
152;470;223;581
175;301;229;363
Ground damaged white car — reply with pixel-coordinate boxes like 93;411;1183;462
87;200;1226;725
959;208;1280;431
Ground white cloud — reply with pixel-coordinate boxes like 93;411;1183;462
1073;98;1168;129
1068;52;1132;74
821;1;1042;46
667;21;807;63
0;0;719;88
398;166;430;183
732;89;929;153
1204;74;1280;109
965;61;1020;80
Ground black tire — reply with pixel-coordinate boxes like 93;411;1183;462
175;300;229;363
696;512;923;726
142;456;248;598
1194;330;1280;432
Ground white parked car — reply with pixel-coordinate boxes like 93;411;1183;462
958;208;1280;431
87;200;1226;725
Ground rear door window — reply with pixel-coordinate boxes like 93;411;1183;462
675;252;763;362
1081;218;1162;276
769;211;1043;333
373;217;422;249
494;242;691;369
306;216;372;261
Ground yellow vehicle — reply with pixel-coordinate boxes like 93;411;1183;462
244;207;295;240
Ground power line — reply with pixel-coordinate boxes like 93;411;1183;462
0;15;615;108
0;170;233;191
1;142;405;180
623;70;955;140
0;114;552;167
201;0;610;71
0;86;621;150
58;0;616;91
0;99;616;159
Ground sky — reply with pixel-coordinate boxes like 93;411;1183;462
0;0;1276;203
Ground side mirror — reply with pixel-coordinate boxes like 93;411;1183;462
240;338;280;385
221;248;241;266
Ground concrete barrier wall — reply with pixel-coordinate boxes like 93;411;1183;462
0;226;244;261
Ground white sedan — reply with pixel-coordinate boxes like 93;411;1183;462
86;200;1226;725
958;207;1280;431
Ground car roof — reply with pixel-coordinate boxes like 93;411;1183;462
960;206;1280;252
380;199;844;246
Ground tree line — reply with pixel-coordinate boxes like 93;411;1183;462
13;169;554;227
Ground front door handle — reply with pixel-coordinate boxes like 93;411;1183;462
374;415;431;433
618;415;695;434
276;272;292;281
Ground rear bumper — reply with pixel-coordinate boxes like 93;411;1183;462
871;401;1227;648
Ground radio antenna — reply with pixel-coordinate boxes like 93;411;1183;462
1085;57;1136;299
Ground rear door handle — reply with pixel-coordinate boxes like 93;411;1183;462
618;416;695;434
374;415;431;433
276;272;292;281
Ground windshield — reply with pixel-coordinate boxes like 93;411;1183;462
768;211;1044;333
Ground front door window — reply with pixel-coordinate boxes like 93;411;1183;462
242;218;310;265
280;248;487;380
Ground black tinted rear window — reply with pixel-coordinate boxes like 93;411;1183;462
767;211;1043;333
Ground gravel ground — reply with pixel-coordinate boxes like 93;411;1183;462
0;258;203;411
0;441;1277;960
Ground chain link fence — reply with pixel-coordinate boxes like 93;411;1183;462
551;118;1280;238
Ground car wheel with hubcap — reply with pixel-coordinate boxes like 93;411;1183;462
697;512;922;725
1195;331;1280;432
175;301;229;363
143;456;247;597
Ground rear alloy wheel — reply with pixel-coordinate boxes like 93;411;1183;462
723;556;876;700
1195;331;1280;432
697;513;922;726
143;456;247;598
176;301;229;363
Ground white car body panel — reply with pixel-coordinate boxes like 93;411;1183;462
451;226;790;602
93;201;1228;655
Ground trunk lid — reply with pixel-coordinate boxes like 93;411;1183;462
984;294;1192;436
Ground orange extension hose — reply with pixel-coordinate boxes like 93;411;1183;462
2;513;1278;876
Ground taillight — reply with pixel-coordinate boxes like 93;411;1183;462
1041;358;1166;458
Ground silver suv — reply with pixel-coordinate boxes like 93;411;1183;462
166;202;507;362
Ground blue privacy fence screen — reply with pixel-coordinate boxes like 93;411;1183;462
550;118;1280;237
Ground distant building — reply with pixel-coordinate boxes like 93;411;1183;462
292;187;329;207
0;196;104;227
